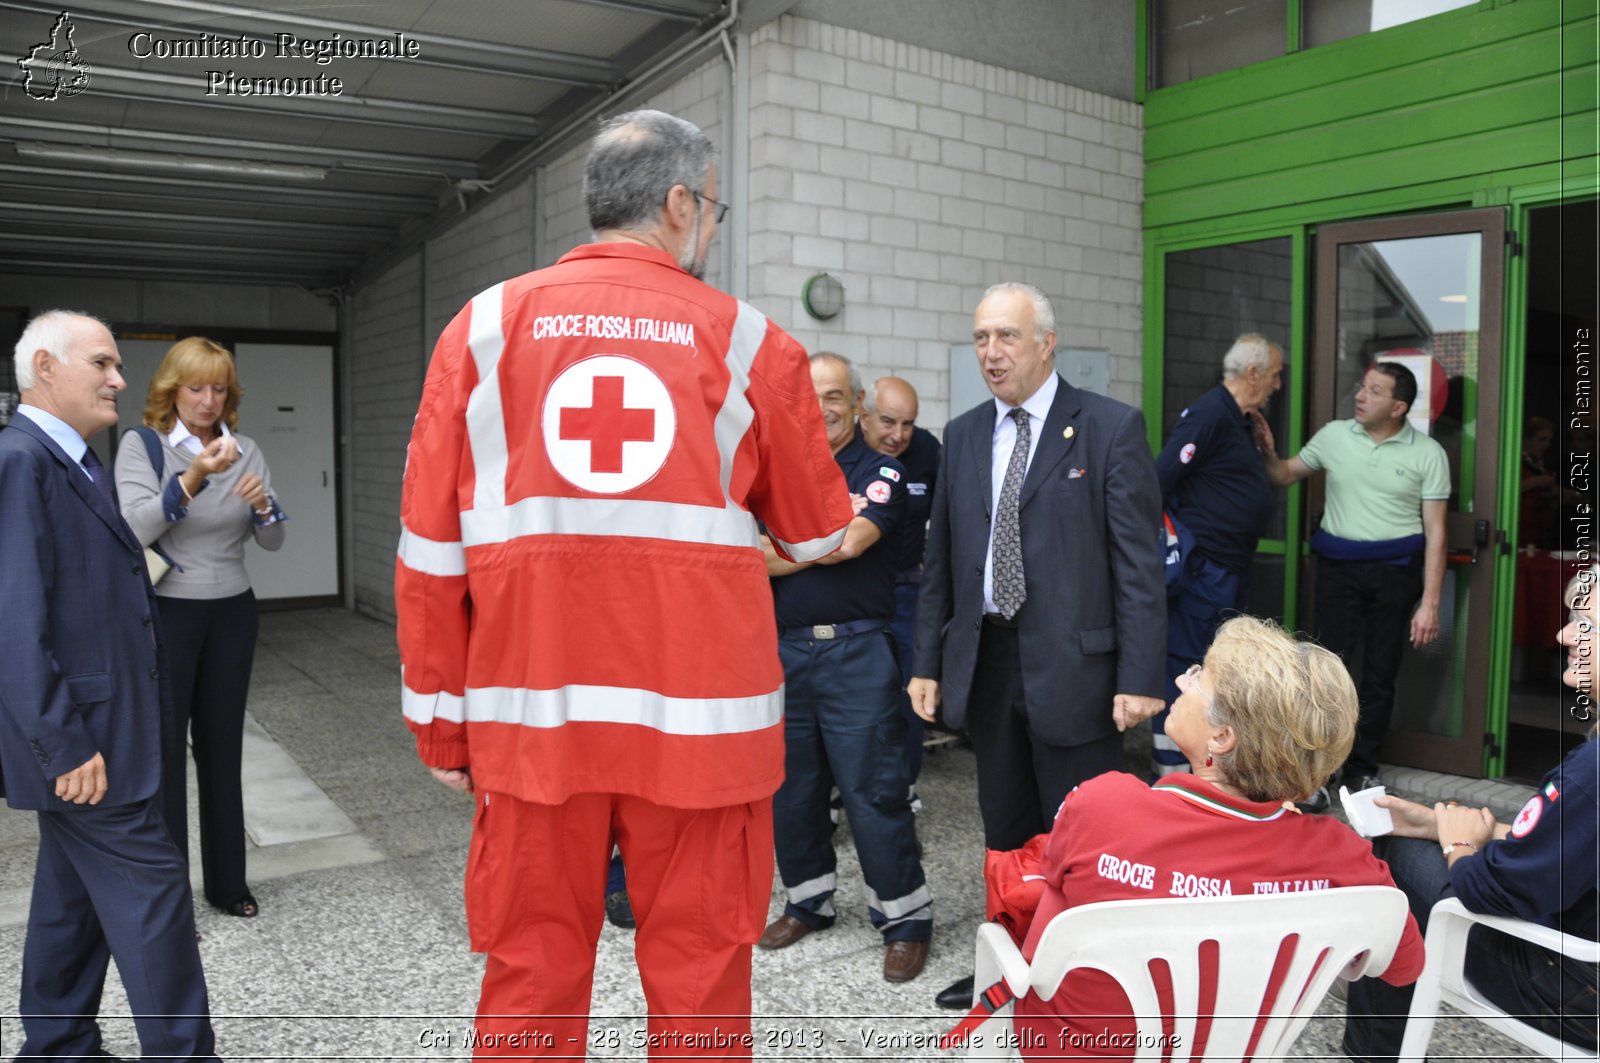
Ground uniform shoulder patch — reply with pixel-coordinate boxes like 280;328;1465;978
878;466;901;481
1510;794;1543;838
1179;442;1197;464
865;479;892;504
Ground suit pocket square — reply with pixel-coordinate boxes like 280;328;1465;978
1067;467;1087;479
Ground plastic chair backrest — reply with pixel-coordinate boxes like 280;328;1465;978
1398;897;1599;1063
994;886;1408;1062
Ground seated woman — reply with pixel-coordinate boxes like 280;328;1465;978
1005;615;1425;1059
1342;565;1599;1061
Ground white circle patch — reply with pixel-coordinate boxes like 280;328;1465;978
865;480;891;504
1179;442;1197;464
542;355;676;494
1510;794;1542;838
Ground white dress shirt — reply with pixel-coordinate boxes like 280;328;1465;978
15;404;94;480
983;372;1058;614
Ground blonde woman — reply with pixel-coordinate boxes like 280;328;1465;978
114;337;285;919
1343;565;1599;1060
1001;616;1425;1058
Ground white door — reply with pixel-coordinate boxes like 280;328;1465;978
234;343;338;601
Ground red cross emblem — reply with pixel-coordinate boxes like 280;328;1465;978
559;376;655;473
542;355;676;493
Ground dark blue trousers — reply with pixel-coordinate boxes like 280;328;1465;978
1343;835;1598;1060
773;630;930;942
21;799;217;1060
1153;555;1243;775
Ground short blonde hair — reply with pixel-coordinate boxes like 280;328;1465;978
1203;616;1356;803
142;337;242;434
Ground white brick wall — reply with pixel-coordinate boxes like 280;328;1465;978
748;15;1144;424
426;178;536;346
348;251;423;623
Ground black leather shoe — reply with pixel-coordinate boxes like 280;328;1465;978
605;889;636;929
1348;773;1384;794
1296;785;1332;814
935;973;975;1009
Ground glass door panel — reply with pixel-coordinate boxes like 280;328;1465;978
1311;210;1505;776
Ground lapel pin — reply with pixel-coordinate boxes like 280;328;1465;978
1062;426;1075;440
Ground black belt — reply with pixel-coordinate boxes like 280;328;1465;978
982;613;1018;629
781;619;889;640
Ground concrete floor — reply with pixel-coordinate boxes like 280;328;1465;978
0;608;1539;1060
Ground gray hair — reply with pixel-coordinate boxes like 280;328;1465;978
810;351;862;398
583;109;716;233
1222;333;1279;379
14;309;106;391
982;282;1056;340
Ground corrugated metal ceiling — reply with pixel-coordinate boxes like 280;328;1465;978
1;0;729;289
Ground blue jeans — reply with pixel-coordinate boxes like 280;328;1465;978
1343;835;1599;1060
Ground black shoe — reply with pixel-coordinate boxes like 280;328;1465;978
604;889;636;929
1347;773;1384;794
1296;785;1332;815
935;973;975;1009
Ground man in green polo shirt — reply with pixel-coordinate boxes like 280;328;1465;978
1256;362;1449;811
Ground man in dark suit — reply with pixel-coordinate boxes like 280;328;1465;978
909;283;1166;1009
0;310;218;1060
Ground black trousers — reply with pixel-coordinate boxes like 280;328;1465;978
20;800;217;1060
156;589;260;909
965;620;1124;851
1313;556;1423;778
1343;835;1598;1060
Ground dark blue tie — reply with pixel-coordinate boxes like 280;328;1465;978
82;448;116;510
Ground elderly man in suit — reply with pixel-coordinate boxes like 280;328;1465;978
909;282;1167;1010
0;310;218;1060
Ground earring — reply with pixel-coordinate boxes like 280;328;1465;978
1204;748;1214;768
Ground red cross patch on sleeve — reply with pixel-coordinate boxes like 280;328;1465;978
865;480;891;504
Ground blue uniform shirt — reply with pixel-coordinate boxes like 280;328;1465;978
1155;385;1275;574
772;429;905;628
883;425;940;577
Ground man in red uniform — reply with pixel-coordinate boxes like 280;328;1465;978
396;109;852;1058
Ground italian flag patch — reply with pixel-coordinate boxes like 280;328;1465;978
1543;781;1560;802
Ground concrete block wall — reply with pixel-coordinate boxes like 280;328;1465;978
745;15;1145;426
348;251;423;623
425;177;537;349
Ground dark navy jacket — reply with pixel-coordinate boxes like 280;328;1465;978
883;425;940;577
772;430;905;628
0;415;169;810
1155;384;1275;574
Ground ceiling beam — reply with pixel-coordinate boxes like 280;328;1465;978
567;0;718;21
0;233;365;263
0;201;398;240
0;164;438;213
0;257;334;286
0;118;481;178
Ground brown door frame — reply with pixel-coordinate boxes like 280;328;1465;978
1308;208;1506;777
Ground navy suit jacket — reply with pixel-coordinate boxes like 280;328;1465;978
0;415;168;811
912;375;1167;746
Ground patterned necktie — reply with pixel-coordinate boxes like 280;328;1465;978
992;407;1030;619
82;448;115;510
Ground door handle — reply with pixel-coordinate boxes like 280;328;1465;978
1471;519;1489;564
322;470;328;488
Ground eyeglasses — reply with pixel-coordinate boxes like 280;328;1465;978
1354;382;1393;400
1175;663;1214;712
694;190;730;224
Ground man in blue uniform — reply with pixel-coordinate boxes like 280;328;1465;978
1149;334;1283;775
758;352;932;983
859;376;942;803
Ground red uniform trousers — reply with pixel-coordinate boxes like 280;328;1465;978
465;790;773;1059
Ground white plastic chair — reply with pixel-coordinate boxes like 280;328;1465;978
966;886;1409;1061
1398;896;1599;1062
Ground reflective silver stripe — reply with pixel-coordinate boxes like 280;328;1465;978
460;683;782;736
460;495;759;549
773;525;847;563
713;301;765;499
865;883;934;921
464;282;508;510
786;872;838;907
396;523;466;577
402;677;466;725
